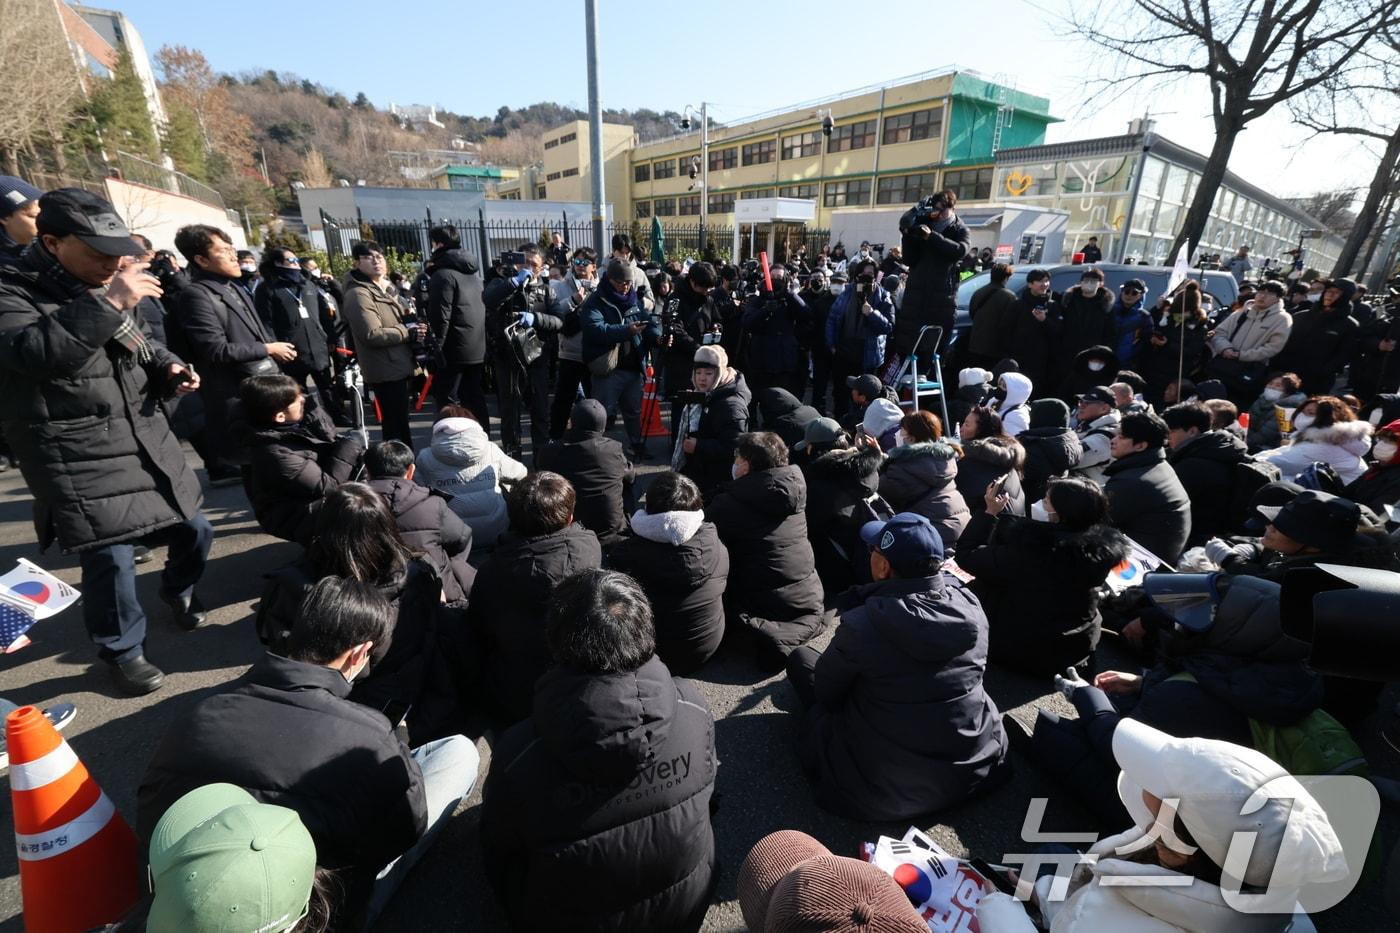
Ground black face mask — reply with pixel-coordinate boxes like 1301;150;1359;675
857;274;875;285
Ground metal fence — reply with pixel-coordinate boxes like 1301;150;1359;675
113;151;226;209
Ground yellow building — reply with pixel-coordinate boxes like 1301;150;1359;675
494;119;635;204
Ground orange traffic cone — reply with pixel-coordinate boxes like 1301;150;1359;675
641;364;669;438
8;706;139;932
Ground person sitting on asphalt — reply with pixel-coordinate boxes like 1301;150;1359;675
1161;401;1250;547
785;512;1009;821
1245;372;1307;452
708;431;827;671
880;410;970;549
608;471;730;674
415;409;528;554
538;398;634;549
1018;397;1084;504
1103;411;1193;565
860;396;905;451
839;373;888;435
1256;394;1373;484
755;386;820;450
481;569;717;933
948;366;993;432
1069;386;1121;486
467;471;602;725
364;440;475;606
1343;418;1400;514
991;371;1034;437
239;373;365;546
676;344;751;500
955;407;1027;520
795;417;886;594
139;576;480;930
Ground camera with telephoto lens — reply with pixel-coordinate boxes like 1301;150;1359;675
904;195;949;232
401;309;443;370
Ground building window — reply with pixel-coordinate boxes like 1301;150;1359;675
653;159;675;179
635;163;650;182
546;171;562;181
678;194;701;215
741;188;775;199
708;147;737;171
544;139;559;150
779;183;817;199
562;167;578;177
781;131;821;160
558;132;576;144
823;179;872;207
536;185;547;198
828;119;876;153
635;200;651;219
654;198;676;216
944;167;993;201
876;172;936;205
883;107;943;144
742;139;776;165
708;192;735;214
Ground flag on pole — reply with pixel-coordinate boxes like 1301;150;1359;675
1166;240;1194;295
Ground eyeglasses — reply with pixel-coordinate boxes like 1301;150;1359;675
280;257;301;265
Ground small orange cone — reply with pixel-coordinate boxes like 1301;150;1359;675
641;364;669;438
8;706;139;932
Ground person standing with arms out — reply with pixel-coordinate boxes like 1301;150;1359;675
0;189;211;695
343;241;421;449
896;190;970;363
0;176;42;265
424;225;490;429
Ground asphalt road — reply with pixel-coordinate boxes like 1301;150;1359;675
0;409;1394;932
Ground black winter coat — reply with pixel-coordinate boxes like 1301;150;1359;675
756;386;820;449
176;269;274;453
878;442;970;549
1103;447;1192;564
538;429;633;547
1343;463;1400;515
244;399;364;545
957;512;1130;674
802;444;884;593
1019;426;1083;503
0;254;202;552
1005;289;1058;389
741;290;808;375
1276;305;1360;394
661;283;720;395
426;248;487;366
366;476;476;604
254;274;331;374
1349;310;1400;398
468;523;603;724
609;519;729;674
709;466;826;653
895;216;970;353
1168;430;1249;546
954;437;1027;519
966;283;1018;360
138;654;426;881
799;575;1008;820
482;657;716;933
1057;344;1119;405
1052;288;1115;383
679;372;751;498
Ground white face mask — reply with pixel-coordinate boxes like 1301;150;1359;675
1087;360;1106;372
1262;387;1283;402
1030;500;1053;523
731;462;744;481
1374;440;1397;463
1292;413;1315;433
1080;282;1097;295
894;432;908;448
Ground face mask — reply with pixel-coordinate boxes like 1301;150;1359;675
1374;441;1397;463
1080;282;1097;295
731;462;743;481
1087;360;1106;372
1292;414;1315;433
1030;500;1052;523
1262;387;1283;402
1370;409;1384;426
240;263;257;274
894;432;908;448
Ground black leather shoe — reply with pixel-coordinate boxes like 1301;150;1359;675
160;589;207;631
110;654;165;695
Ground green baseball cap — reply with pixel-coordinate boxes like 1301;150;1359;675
148;783;316;933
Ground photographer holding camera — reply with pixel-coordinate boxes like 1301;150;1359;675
896;189;970;363
581;259;661;460
660;261;722;439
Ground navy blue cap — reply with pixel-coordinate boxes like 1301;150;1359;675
0;176;42;218
859;512;943;577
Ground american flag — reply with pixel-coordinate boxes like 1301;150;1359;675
0;601;36;650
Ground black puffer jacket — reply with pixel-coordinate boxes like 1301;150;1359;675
957;511;1130;675
538;427;634;548
678;372;751;498
468;523;603;724
709;465;826;658
1052;289;1114;384
1019;426;1083;503
1005;288;1058;389
1103;447;1192;564
878;442;970;549
660;283;719;396
254;273;331;375
609;515;729;674
801;444;884;593
1276;301;1360;395
1168;430;1250;546
0;252;202;552
138;654;426;882
1057;344;1119;404
895;215;970;353
427;248;487;366
482;657;717;933
244;399;365;545
366;477;475;604
756;386;819;449
798;574;1008;821
955;436;1027;518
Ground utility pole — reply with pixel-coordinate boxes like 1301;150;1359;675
584;0;606;254
699;101;709;254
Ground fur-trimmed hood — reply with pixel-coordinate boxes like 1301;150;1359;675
962;435;1025;472
1293;418;1373;455
804;443;883;486
629;508;706;546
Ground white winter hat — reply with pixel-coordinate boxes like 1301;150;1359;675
1112;719;1347;891
958;367;992;388
862;398;904;439
432;416;478;437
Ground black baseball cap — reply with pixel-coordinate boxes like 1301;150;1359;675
846;374;883;398
35;188;143;257
1077;386;1115;406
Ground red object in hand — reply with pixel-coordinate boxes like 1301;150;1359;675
759;251;773;293
1238;412;1250;429
1072;252;1085;264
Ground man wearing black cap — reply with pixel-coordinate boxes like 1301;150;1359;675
841;373;886;434
0;175;43;265
0;189;210;694
1070;386;1121;486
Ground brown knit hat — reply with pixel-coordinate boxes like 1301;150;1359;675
738;831;928;933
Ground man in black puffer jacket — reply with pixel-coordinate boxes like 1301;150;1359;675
797;423;885;594
240;374;365;546
482;570;717;933
538;399;633;548
426;225;490;424
786;512;1009;820
468;472;602;725
1019;398;1083;504
895;190;970;360
1103;411;1192;564
1162;401;1249;547
755;386;820;449
364;440;475;605
709;432;826;669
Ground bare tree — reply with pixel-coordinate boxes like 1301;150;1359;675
1069;0;1400;257
0;0;85;174
1293;190;1361;234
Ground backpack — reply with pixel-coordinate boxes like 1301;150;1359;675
1227;458;1281;532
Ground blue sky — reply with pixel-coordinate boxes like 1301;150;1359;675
109;0;1381;201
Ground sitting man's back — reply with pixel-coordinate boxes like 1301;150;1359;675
537;399;634;547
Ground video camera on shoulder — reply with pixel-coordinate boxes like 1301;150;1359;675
500;250;526;270
907;194;949;231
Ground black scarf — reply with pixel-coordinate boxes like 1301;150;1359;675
26;242;153;365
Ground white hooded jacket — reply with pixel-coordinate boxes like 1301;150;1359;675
414;417;528;549
997;372;1034;437
1256;419;1372;484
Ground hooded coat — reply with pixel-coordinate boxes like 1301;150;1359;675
243;398;365;545
801;443;885;593
994;372;1034;436
1072;409;1121;485
1168;430;1251;546
1275;282;1360;393
708;465;826;657
879;442;970;548
537;412;634;548
481;657;717;933
1245;387;1308;452
678;371;751;498
1342;421;1400;513
955;436;1027;519
366;476;476;604
469;523;603;724
426;247;487;367
957;511;1130;675
415;418;528;550
1058;345;1120;404
1053;288;1115;384
798;574;1008;821
1256;419;1372;484
609;512;730;674
1020;426;1083;504
1103;447;1193;564
755;386;820;450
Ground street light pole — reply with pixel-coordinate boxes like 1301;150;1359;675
699;102;709;254
584;0;606;254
